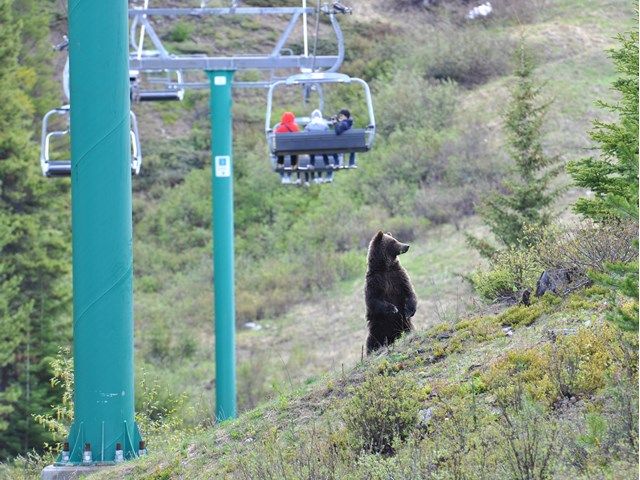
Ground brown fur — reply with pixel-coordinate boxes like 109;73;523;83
365;231;418;354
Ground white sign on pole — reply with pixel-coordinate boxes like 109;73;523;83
215;155;231;177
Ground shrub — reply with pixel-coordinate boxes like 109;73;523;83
414;184;477;229
533;221;638;274
373;75;459;136
410;24;512;87
549;324;619;399
470;246;542;301
497;294;559;327
483;349;556;405
342;373;425;454
166;21;193;43
134;368;199;450
32;348;74;453
454;315;502;341
495;395;562;480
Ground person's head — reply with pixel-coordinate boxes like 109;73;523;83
310;109;323;120
337;109;351;121
280;111;296;124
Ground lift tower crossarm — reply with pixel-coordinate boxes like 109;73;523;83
129;56;338;71
129;7;315;16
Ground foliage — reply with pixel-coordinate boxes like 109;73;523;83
0;0;71;459
495;394;562;480
166;21;193;43
566;29;639;222
469;245;542;301
32;348;74;453
484;323;625;407
566;28;639;333
410;23;513;87
135;369;202;450
591;260;639;332
468;42;563;256
342;372;425;454
497;295;557;327
532;220;637;273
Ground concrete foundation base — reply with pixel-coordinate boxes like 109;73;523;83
41;464;115;480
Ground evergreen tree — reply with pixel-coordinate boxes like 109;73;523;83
566;30;639;221
567;29;639;332
468;43;563;257
0;0;71;458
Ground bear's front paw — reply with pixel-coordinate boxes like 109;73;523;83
387;304;399;315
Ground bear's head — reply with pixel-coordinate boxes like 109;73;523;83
367;230;410;270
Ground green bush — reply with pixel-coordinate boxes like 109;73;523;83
410;24;512;87
532;221;638;274
166;21;193;42
342;373;425;454
494;395;562;480
470;246;542;301
549;324;620;399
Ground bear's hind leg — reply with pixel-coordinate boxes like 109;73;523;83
366;333;385;354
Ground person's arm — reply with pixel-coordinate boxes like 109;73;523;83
335;120;348;135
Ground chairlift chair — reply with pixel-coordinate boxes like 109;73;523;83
128;4;185;102
265;72;375;180
40;105;143;177
130;68;185;102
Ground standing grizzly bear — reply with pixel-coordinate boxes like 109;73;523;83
365;231;418;353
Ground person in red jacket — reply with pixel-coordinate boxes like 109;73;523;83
275;112;300;183
275;111;300;133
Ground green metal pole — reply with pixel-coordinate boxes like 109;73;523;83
65;0;141;464
207;70;237;421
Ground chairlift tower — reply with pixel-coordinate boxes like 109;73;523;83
53;0;141;469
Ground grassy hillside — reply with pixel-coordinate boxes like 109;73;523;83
88;285;638;478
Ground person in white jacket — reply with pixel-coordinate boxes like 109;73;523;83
304;109;333;183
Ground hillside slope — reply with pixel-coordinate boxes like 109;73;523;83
88;285;638;479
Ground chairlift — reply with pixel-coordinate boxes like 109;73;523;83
129;1;185;102
265;72;375;182
130;67;185;102
40;105;143;177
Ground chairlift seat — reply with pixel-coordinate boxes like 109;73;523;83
137;90;184;102
271;129;368;156
45;161;72;177
42;161;141;177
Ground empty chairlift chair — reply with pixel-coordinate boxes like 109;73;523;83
265;72;376;182
129;68;185;102
40;105;143;177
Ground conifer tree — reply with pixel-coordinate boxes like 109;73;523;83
567;29;638;332
468;43;562;257
0;0;71;458
566;30;639;221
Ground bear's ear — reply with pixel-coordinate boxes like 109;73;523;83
374;230;384;241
